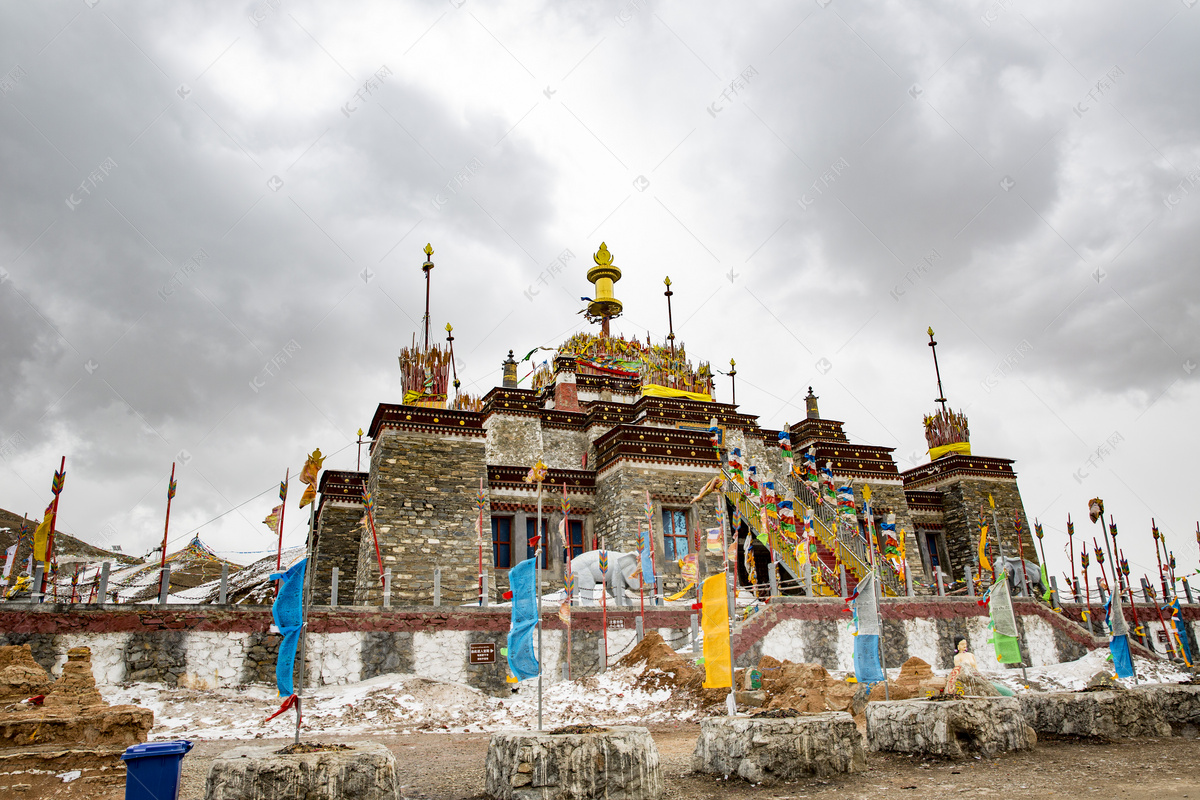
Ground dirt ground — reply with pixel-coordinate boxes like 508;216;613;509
7;723;1199;799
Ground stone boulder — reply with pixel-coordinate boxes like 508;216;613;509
0;645;52;704
205;742;398;800
692;713;865;784
1132;684;1200;735
485;726;662;800
1018;690;1169;740
866;698;1036;758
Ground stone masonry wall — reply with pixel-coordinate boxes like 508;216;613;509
312;502;364;606
485;414;542;466
594;461;722;593
357;430;492;606
940;476;1033;583
542;427;589;470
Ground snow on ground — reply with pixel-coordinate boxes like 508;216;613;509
96;639;1192;741
101;666;689;741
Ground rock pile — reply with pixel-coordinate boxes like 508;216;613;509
0;645;153;750
0;644;53;704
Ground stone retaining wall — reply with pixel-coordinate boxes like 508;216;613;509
0;599;1194;695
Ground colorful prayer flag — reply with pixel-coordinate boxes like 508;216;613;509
167;477;178;501
298;448;325;508
263;504;283;534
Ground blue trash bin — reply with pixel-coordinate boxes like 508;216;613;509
121;740;194;800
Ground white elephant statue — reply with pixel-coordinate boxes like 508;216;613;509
568;550;646;607
995;555;1046;598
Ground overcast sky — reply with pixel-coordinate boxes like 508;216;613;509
1;0;1197;592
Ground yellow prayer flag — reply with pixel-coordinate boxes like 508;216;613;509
987;493;995;508
32;509;52;563
299;484;317;508
701;574;731;689
299;448;325;487
978;524;992;571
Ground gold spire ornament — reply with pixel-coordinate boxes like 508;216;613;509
586;242;623;336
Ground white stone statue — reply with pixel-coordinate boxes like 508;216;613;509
568;550;645;607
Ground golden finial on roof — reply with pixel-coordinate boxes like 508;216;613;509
586;242;622;334
424;243;434;257
594;242;613;266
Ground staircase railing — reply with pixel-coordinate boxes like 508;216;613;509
784;470;904;596
723;477;840;596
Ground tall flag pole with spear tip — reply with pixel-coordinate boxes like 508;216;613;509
1151;519;1170;601
274;470;289;595
477;478;487;606
40;457;66;595
159;462;177;598
1033;519;1052;603
1066;515;1077;601
1080;547;1092;633
1089;498;1118;592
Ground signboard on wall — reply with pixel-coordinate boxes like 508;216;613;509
469;643;496;664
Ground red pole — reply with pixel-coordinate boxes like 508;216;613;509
159;462;176;598
364;494;385;589
1067;515;1076;601
1151;519;1170;601
639;528;646;621
478;477;485;606
1119;548;1145;647
43;456;65;595
1146;575;1176;658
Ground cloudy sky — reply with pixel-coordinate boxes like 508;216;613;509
1;0;1197;591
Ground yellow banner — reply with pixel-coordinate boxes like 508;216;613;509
641;384;712;402
33;509;52;563
978;524;992;571
701;574;731;688
929;441;971;460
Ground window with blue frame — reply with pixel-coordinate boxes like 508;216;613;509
526;518;548;568
564;519;585;563
661;508;690;561
492;516;512;569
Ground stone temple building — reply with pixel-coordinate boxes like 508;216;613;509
310;244;1037;607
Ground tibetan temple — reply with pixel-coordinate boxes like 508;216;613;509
310;244;1035;607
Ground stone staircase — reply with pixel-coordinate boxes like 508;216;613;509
721;468;903;598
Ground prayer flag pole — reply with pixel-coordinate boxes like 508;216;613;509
43;457;65;596
711;416;736;716
1080;548;1092;631
1066;515;1077;601
275;469;289;597
295;475;318;745
159;462;176;599
863;485;889;699
1151;519;1170;601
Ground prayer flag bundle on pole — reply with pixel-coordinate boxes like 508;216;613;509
298;449;325;508
851;573;885;684
802;449;819;490
729;448;743;483
264;557;307;725
778;500;796;538
778;429;792;469
982;569;1023;664
1105;584;1136;679
747;465;759;498
506;558;540;681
